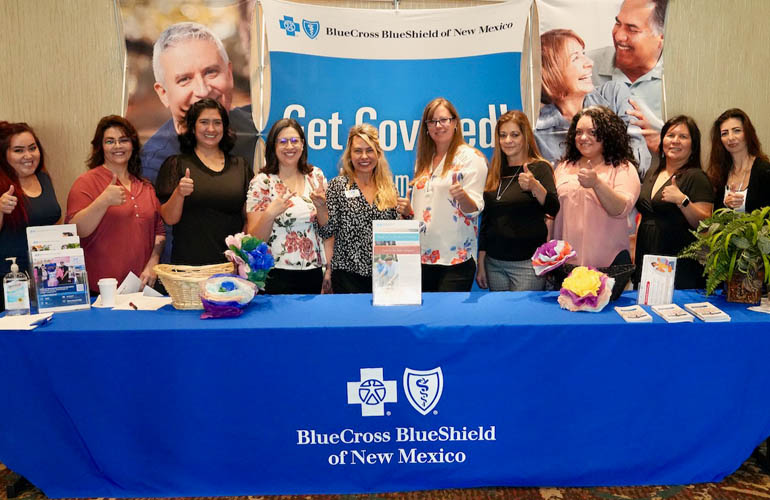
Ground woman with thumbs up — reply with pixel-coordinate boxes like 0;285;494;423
67;115;165;291
634;115;713;289
412;97;488;292
552;106;641;269
1;122;61;310
477;111;559;291
156;99;252;266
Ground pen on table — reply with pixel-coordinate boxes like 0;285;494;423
31;315;53;327
129;302;138;310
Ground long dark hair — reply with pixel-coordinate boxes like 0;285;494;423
87;115;142;179
262;118;311;175
708;108;768;190
178;98;235;155
486;110;546;191
563;106;637;167
654;115;701;175
0;122;48;229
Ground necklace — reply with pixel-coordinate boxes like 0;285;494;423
496;166;522;201
729;157;753;191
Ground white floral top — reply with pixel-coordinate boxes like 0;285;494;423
246;167;327;270
411;144;488;266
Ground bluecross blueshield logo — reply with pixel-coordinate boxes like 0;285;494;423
403;367;443;415
347;368;397;417
279;15;300;36
302;19;320;39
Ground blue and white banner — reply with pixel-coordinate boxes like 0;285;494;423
260;0;531;192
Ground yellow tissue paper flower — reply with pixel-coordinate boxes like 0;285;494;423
562;266;602;297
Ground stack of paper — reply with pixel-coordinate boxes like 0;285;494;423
614;305;652;322
651;304;694;323
684;302;731;322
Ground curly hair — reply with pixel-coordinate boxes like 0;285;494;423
178;98;235;155
87;115;143;179
563;106;638;167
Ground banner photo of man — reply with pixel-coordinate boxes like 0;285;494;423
536;0;668;175
260;0;531;191
120;0;258;184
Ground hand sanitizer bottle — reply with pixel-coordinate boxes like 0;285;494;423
3;257;30;316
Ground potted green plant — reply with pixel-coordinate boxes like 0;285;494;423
679;207;770;303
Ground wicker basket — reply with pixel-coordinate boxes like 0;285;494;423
154;263;235;310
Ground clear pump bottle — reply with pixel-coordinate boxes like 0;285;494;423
3;257;31;316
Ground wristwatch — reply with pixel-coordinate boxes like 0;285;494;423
679;196;690;208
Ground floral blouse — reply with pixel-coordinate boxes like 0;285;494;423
246;166;327;270
411;144;488;266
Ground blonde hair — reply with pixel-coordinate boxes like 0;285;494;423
414;97;466;179
486;111;548;191
540;29;585;105
341;124;397;211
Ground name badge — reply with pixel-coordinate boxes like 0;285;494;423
345;189;361;198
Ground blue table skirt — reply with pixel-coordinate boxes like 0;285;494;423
1;290;769;498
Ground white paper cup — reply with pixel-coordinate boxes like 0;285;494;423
98;278;118;307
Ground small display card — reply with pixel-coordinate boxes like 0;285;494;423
637;255;676;306
372;220;421;306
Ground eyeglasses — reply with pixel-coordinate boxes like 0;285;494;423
425;117;455;128
278;137;302;146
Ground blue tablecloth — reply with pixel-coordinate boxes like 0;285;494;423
1;290;769;498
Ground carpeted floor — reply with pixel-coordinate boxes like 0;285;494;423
2;448;769;500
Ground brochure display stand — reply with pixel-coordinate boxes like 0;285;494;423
26;224;90;313
371;220;421;306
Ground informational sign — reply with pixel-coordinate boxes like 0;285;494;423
372;220;421;306
260;0;531;190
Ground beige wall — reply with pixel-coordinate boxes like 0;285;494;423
1;0;769;212
664;0;770;162
0;0;124;215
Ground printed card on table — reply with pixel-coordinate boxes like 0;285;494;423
684;302;731;322
651;304;694;323
637;255;676;306
614;305;653;323
372;220;421;306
